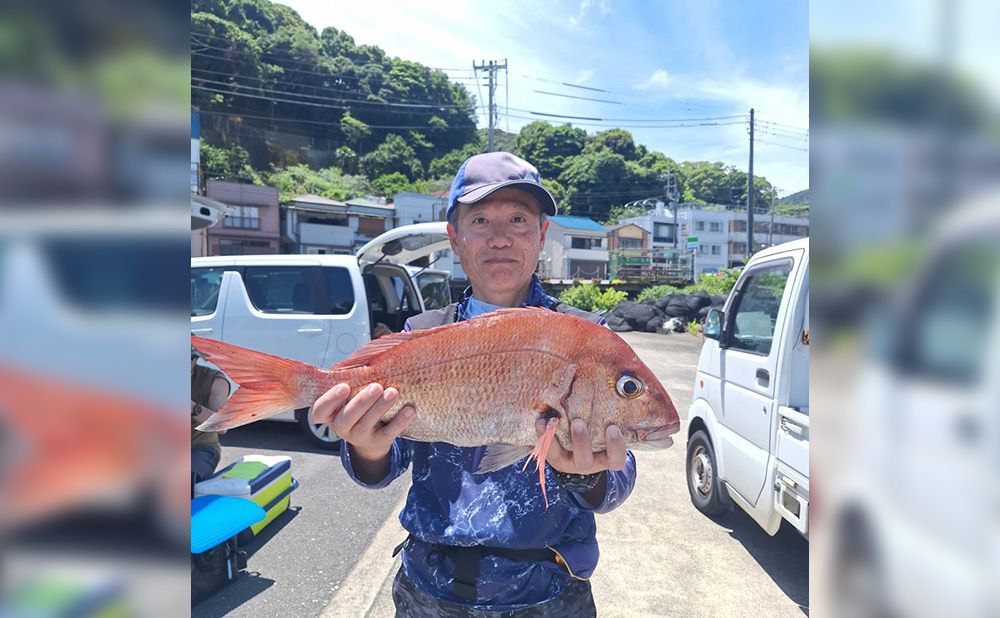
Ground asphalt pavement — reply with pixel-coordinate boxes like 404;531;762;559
193;331;808;617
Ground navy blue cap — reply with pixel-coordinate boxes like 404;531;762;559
447;152;558;220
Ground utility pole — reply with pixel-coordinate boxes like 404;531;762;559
746;108;755;261
664;172;679;248
473;59;508;151
769;186;778;246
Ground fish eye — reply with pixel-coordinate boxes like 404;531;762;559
615;375;644;399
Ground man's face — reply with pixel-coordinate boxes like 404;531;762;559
447;188;548;304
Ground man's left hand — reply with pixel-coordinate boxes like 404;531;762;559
534;418;626;475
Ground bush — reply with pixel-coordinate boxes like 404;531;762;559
682;268;742;297
687;320;700;336
558;283;628;314
635;284;679;303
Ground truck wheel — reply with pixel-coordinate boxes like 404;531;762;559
687;429;730;516
297;408;341;452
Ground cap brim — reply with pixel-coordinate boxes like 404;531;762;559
457;180;558;215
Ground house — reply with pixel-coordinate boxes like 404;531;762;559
205;179;281;255
281;195;395;254
539;215;609;279
675;209;730;276
393;191;448;226
607;222;649;251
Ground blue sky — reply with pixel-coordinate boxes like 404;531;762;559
279;0;809;194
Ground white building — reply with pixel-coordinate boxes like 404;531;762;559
727;211;809;266
622;204;729;279
282;194;395;254
539;215;609;279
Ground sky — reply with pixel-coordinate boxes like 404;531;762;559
278;0;810;195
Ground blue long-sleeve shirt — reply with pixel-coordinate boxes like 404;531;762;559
340;276;636;611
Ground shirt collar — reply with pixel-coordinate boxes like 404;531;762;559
457;274;557;320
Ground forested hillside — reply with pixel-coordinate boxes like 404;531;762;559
192;0;789;221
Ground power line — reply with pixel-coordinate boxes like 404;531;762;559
755;117;809;132
755;138;809;152
191;67;474;109
197;108;476;132
505;113;746;129
192;74;472;111
533;90;624;105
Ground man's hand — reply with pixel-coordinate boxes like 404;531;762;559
311;383;416;483
535;418;627;475
191;402;226;434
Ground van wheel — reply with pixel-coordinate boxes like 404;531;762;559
687;430;730;516
297;408;341;452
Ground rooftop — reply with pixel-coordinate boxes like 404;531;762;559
549;215;607;232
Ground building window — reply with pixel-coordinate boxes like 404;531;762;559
219;238;271;255
619;237;643;249
653;222;673;243
571;237;599;249
732;220;747;232
711;245;721;255
709;222;722;233
224;205;261;230
699;244;706;254
358;217;385;236
731;241;747;254
695;221;705;231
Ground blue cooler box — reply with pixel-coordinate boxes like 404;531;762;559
195;455;299;543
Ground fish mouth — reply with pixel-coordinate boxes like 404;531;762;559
635;421;682;449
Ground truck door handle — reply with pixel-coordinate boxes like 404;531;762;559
756;368;770;387
297;327;324;334
191;328;213;334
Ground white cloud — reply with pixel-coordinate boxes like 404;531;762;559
574;68;595;85
634;69;672;91
568;0;612;29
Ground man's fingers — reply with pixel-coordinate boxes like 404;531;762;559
311;383;351;424
605;425;627;471
375;404;417;441
330;383;382;434
356;386;399;434
570;419;594;471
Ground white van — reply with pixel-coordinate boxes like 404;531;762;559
191;221;450;448
686;238;810;538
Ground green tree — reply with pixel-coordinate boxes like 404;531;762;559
514;122;587;179
428;142;481;180
360;134;423;181
201;143;262;184
583;128;638;160
559;151;661;220
265;163;367;201
340;112;371;151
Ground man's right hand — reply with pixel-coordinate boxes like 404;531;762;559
310;383;416;476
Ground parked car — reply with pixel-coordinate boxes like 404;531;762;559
686;238;810;538
190;221;450;449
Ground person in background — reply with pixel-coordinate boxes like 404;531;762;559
191;349;231;490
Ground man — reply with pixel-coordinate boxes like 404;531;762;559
191;349;231;488
311;152;635;616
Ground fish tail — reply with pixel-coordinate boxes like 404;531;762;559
192;336;330;431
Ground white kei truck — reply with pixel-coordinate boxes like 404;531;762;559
686;238;810;538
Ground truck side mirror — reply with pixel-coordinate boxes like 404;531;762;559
704;308;724;341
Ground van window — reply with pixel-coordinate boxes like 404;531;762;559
728;260;792;356
244;266;317;314
417;272;452;310
322;266;355;315
191;267;225;316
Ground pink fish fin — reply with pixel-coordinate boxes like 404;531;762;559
475;445;533;475
522;418;559;509
191;336;327;431
331;320;465;370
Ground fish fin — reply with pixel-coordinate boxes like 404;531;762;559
191;336;327;430
521;418;560;509
475;444;533;475
539;363;578;418
332;322;465;370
